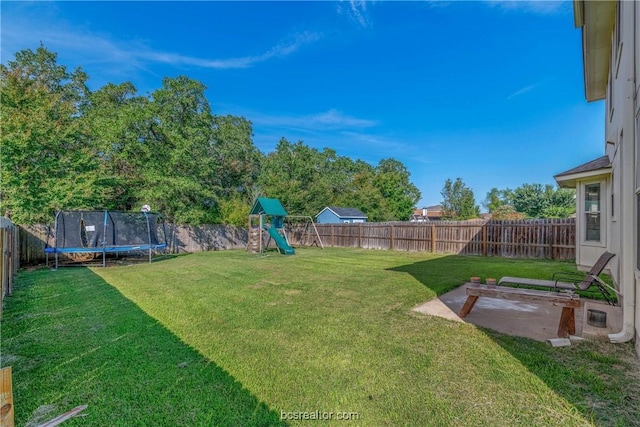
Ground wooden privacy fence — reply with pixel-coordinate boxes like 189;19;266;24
17;218;575;263
313;218;576;260
1;218;19;318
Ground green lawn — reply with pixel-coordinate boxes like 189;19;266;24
2;248;639;426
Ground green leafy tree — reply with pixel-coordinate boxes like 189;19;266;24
138;76;219;224
81;81;150;211
211;115;263;200
334;166;390;222
483;187;512;213
258;139;338;215
490;205;526;220
258;140;420;221
218;194;251;227
511;183;575;219
0;46;97;224
440;178;480;220
373;158;421;221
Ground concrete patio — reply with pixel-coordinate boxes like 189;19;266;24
413;283;622;343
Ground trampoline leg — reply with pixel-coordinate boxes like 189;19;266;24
102;251;106;268
55;253;58;270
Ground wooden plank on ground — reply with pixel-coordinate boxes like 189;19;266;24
0;367;14;427
465;285;580;307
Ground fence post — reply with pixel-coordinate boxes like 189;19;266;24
0;228;5;319
390;224;395;250
431;223;436;253
549;222;555;260
482;224;487;256
358;224;362;248
327;225;332;247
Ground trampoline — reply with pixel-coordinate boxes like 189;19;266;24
45;210;168;268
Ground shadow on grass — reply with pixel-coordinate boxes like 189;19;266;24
389;255;640;426
50;251;189;269
0;267;286;426
386;253;544;296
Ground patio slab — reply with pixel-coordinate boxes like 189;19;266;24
412;283;621;342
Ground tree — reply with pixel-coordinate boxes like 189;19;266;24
211;114;262;200
257;140;420;221
373;158;421;221
440;178;480;220
138;76;219;224
510;183;575;219
81;81;150;211
0;46;97;224
490;205;526;220
483;187;511;213
257;138;336;215
334;166;389;222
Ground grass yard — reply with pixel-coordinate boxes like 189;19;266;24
2;248;639;426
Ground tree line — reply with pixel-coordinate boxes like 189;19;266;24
1;46;421;225
439;178;575;220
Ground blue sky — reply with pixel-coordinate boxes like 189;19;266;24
2;1;605;208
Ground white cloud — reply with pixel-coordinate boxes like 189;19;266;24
506;84;537;99
250;108;378;130
337;0;373;28
140;31;322;69
2;13;321;71
310;109;378;128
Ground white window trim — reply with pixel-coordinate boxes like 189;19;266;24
581;180;607;248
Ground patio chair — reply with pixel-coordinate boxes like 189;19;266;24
498;251;617;305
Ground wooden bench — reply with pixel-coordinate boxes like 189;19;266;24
459;284;581;337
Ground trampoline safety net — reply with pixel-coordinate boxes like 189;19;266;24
45;210;168;267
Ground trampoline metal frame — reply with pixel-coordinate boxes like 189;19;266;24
45;210;167;269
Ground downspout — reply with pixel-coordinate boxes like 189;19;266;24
609;0;637;343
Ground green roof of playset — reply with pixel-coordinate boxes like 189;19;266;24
249;197;288;217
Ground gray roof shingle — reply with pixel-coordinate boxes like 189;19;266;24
554;155;611;178
327;206;367;218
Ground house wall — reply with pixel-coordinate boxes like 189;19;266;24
603;0;638;347
316;210;340;224
634;1;640;352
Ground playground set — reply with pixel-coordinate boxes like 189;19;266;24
248;198;323;255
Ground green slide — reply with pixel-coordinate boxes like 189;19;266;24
266;227;295;255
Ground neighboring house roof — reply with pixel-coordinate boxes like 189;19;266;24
250;197;288;216
554;155;611;188
412;205;443;215
316;206;367;219
410;205;443;221
574;0;616;101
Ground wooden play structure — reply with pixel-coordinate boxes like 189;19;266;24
248;198;323;255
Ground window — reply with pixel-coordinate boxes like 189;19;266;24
585;183;601;242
